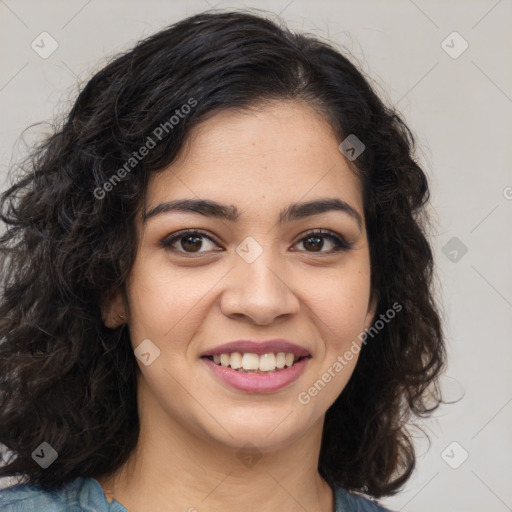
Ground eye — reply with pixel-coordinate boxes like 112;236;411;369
161;228;353;257
293;229;353;254
161;230;221;255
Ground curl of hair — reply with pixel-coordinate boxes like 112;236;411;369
0;9;447;498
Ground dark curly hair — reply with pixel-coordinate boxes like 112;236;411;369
0;8;447;499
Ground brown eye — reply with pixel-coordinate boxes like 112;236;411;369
161;230;220;254
179;234;203;252
302;235;324;252
294;230;352;253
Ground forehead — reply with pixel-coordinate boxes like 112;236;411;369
145;100;363;217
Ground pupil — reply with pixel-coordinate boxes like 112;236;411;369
182;235;202;252
305;236;322;252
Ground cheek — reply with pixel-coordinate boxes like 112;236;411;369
125;256;223;349
310;267;372;337
297;272;371;410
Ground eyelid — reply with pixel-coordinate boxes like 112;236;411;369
293;228;353;251
161;229;219;250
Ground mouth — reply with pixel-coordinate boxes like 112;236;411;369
202;352;311;374
201;349;312;393
200;340;312;392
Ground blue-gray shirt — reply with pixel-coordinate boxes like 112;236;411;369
0;476;395;511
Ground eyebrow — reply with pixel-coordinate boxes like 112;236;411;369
143;197;363;230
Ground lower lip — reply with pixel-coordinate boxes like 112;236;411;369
202;357;310;393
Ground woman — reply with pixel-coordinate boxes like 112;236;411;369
0;9;446;512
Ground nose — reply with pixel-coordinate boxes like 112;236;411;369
219;248;300;325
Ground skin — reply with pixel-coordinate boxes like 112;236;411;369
100;100;376;512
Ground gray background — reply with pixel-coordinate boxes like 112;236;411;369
1;1;511;511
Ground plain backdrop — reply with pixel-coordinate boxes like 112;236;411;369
0;1;511;511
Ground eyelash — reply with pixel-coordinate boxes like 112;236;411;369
161;229;353;256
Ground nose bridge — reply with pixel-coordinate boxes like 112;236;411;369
240;243;281;288
220;235;299;323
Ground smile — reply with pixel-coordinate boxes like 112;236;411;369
207;351;306;372
201;353;311;393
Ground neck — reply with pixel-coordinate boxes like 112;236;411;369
96;378;334;512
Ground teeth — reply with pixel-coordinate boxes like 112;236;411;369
210;352;301;373
242;353;259;370
276;352;286;369
259;353;276;372
230;352;242;369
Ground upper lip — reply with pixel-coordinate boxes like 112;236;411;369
201;339;311;358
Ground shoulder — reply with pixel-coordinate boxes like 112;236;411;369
0;476;123;512
333;484;396;512
0;477;86;512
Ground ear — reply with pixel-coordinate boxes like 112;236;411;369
100;288;127;329
363;293;377;331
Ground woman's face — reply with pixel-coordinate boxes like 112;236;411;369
119;100;375;451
